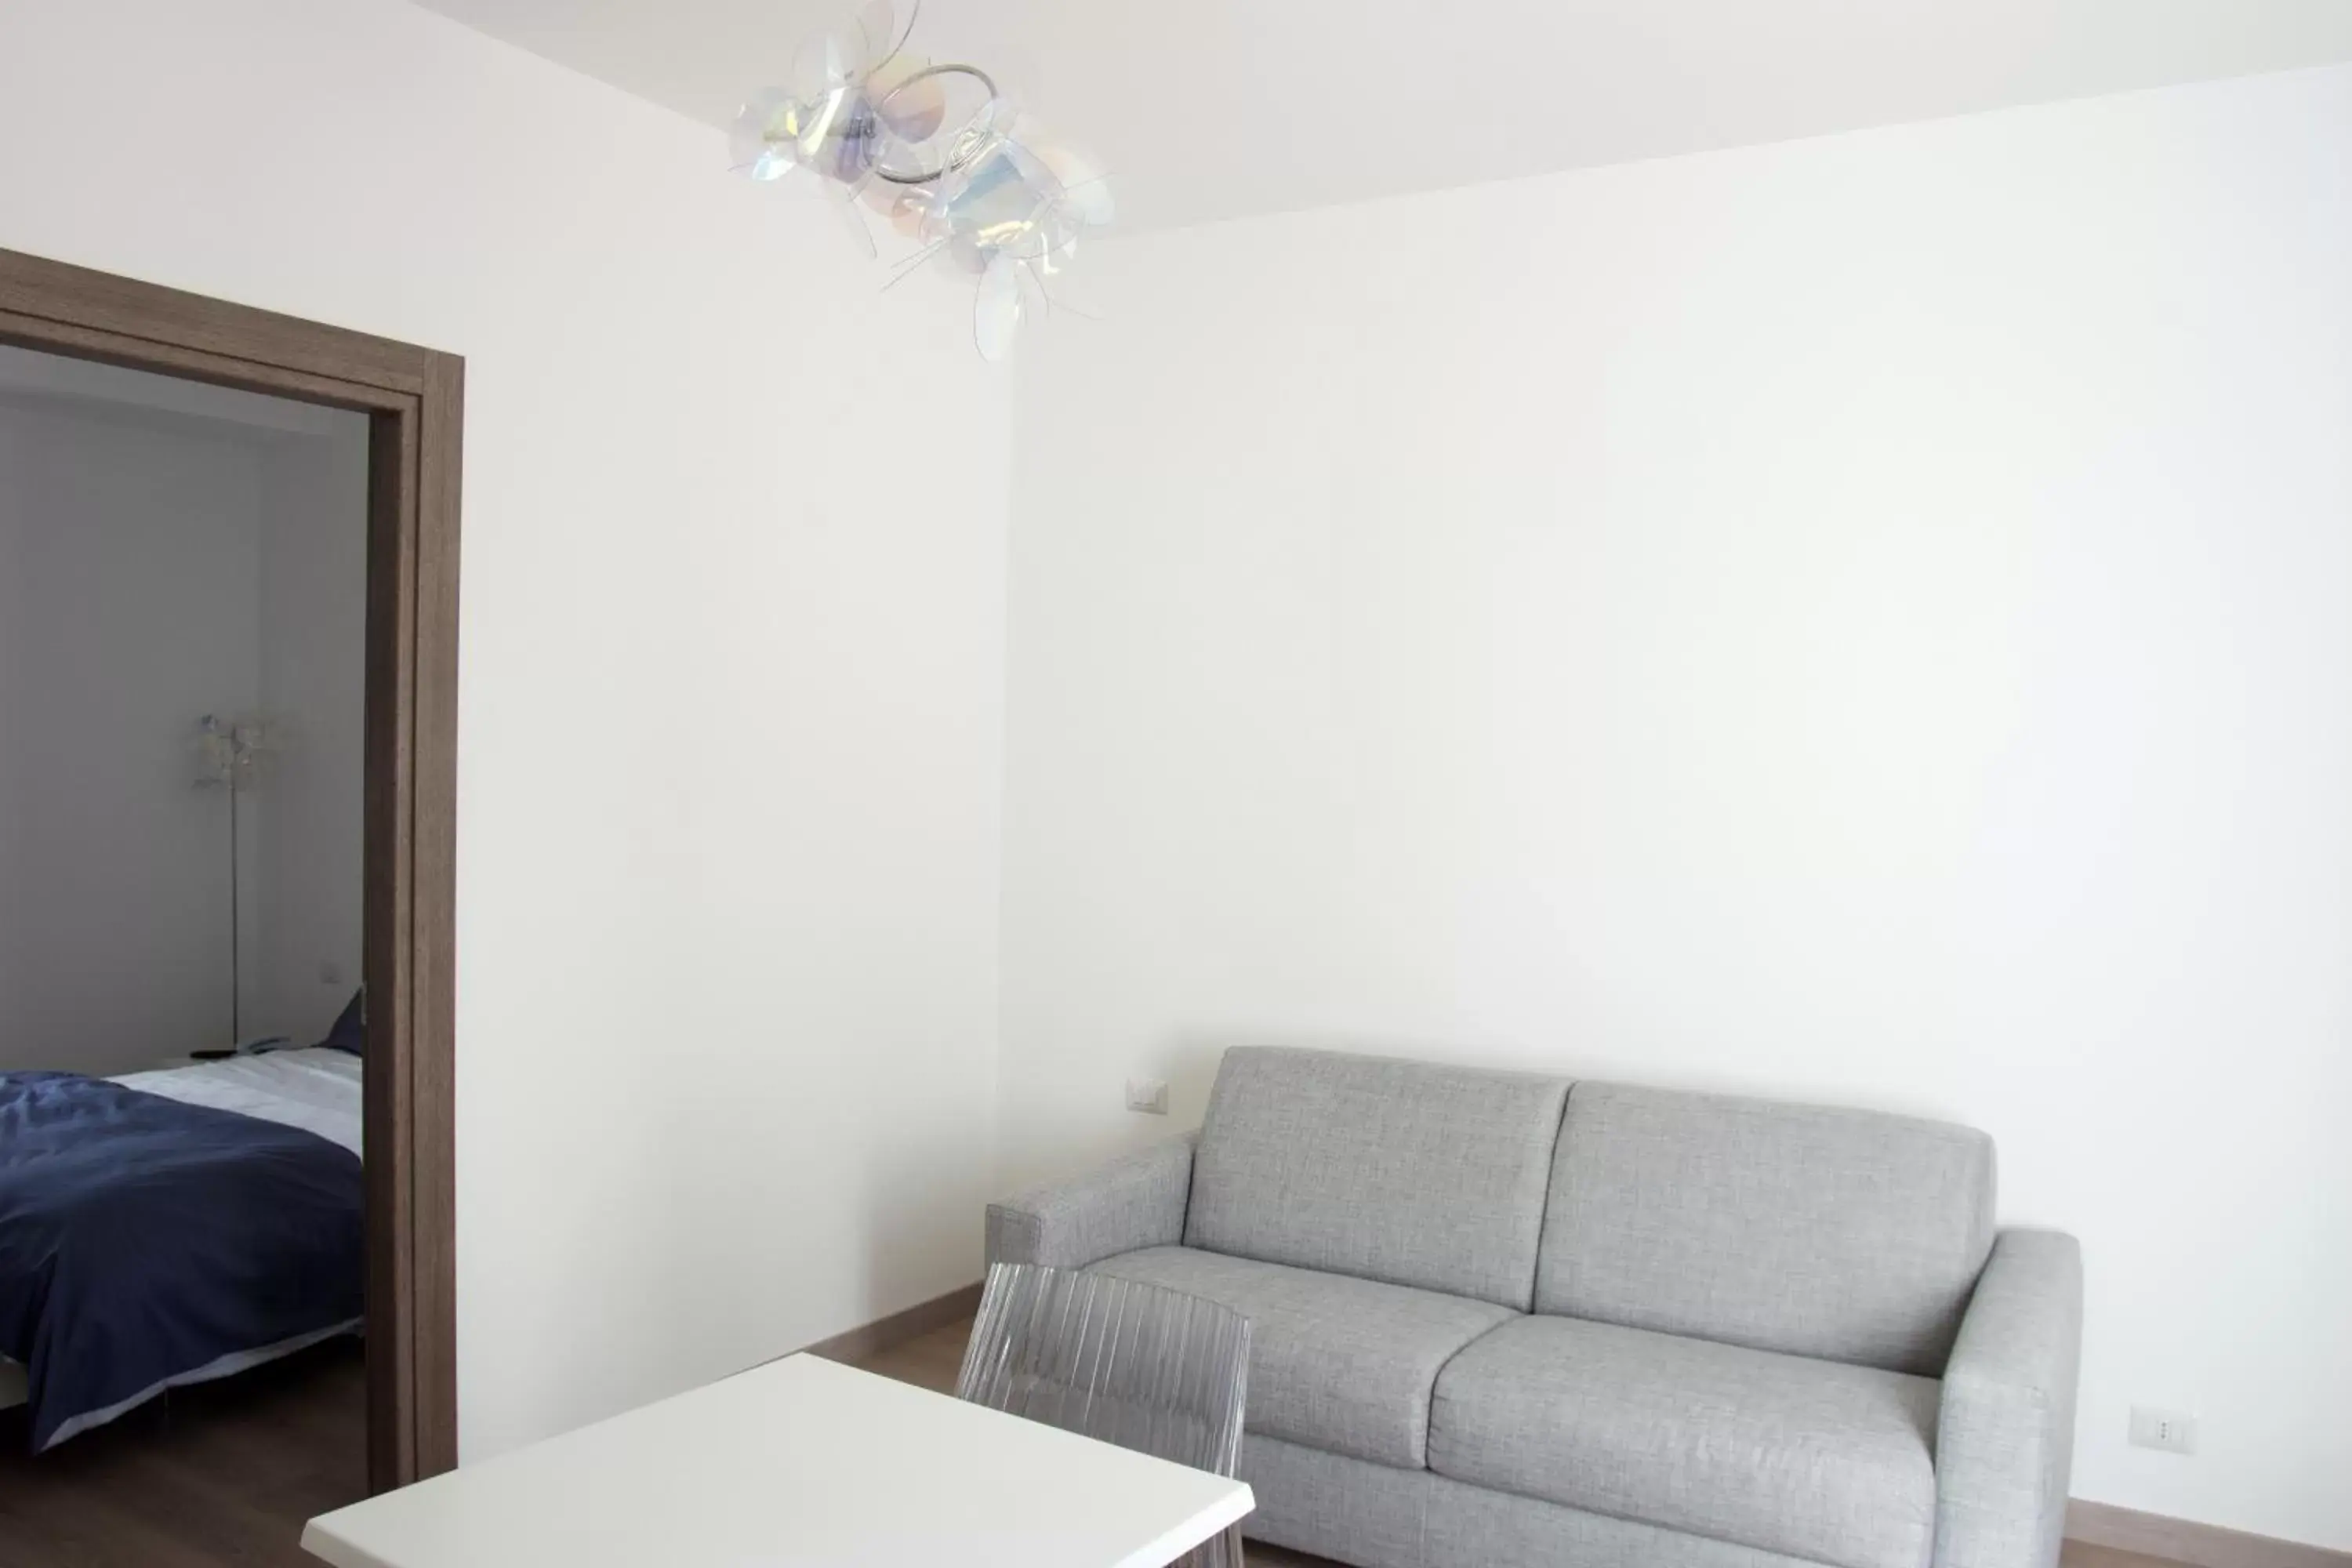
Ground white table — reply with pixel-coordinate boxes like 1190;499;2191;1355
302;1352;1254;1568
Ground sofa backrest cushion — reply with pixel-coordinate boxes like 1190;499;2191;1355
1534;1082;1995;1375
1185;1047;1571;1310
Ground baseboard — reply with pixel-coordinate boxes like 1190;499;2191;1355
801;1282;982;1367
2068;1502;2351;1568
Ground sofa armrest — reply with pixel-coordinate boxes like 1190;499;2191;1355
985;1135;1197;1270
1933;1229;2083;1568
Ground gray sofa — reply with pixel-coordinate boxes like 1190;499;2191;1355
986;1047;2081;1568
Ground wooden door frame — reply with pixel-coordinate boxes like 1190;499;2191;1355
0;247;460;1490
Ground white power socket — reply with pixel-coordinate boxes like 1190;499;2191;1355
2129;1406;2196;1456
1125;1078;1171;1116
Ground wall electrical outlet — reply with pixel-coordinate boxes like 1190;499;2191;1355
2129;1406;2197;1456
1125;1078;1171;1116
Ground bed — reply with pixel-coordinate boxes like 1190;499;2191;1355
0;1048;363;1450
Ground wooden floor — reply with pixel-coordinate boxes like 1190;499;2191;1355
847;1316;2190;1568
0;1338;365;1568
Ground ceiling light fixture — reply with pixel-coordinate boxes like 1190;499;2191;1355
731;0;1112;361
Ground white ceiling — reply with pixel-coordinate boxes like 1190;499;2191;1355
413;0;2352;231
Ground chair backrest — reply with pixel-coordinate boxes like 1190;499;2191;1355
1184;1046;1571;1309
956;1261;1251;1488
1533;1081;1997;1374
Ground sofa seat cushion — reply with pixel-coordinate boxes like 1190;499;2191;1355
1428;1316;1940;1568
1090;1246;1515;1469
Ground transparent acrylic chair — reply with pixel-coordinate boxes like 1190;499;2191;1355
956;1261;1252;1568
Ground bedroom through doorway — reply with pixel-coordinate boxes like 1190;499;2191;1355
0;249;459;1556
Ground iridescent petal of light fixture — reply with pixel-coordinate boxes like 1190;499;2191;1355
1030;138;1114;228
974;252;1025;360
729;0;1110;361
869;53;946;143
872;63;999;184
853;0;913;76
729;88;807;181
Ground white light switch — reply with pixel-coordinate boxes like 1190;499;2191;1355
1125;1078;1170;1115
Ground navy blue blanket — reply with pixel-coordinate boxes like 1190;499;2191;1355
0;1072;363;1451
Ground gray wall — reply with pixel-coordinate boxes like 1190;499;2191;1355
0;375;365;1073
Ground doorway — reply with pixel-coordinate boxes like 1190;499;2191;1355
0;245;460;1491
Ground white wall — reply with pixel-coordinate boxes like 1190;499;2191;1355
0;396;266;1072
1004;65;2352;1548
0;0;1010;1461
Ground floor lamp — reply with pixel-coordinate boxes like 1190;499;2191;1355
194;713;273;1048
